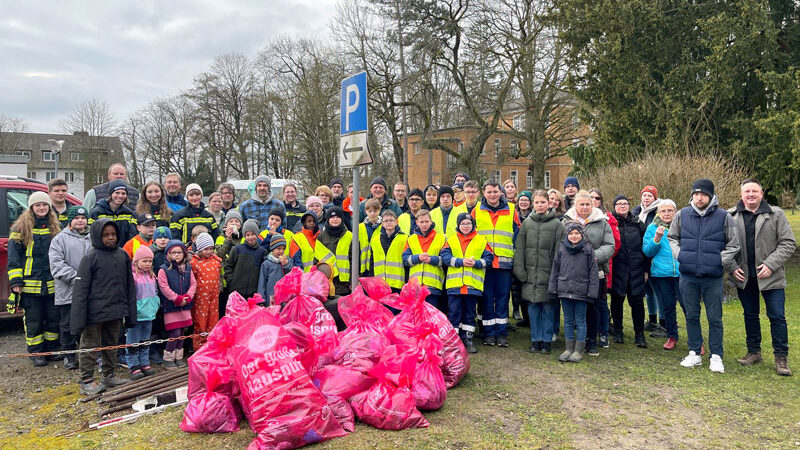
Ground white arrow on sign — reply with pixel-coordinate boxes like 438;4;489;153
339;131;372;168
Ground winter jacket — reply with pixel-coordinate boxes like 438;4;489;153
358;195;402;219
7;216;56;296
257;254;293;303
70;219;137;334
48;227;92;305
642;219;679;278
145;202;171;228
89;199;137;247
158;262;196;313
170;202;219;243
132;270;160;322
284;200;306;232
151;244;167;273
563;207;615;277
166;193;188;212
667;196;739;278
549;238;599;302
728;200;796;290
83;181;139;212
239;194;286;231
513;209;564;303
610;212;646;298
633;199;662;228
606;211;622;290
223;241;266;298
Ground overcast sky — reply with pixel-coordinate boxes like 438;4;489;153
1;0;338;133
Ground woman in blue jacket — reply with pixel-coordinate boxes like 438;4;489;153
642;200;683;350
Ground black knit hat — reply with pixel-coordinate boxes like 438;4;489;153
613;194;629;206
268;208;286;221
456;212;475;232
330;178;344;188
438;185;455;200
370;177;387;190
565;221;583;235
691;178;715;198
326;206;344;220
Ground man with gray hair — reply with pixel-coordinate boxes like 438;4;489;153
238;174;285;231
82;163;138;211
164;173;187;212
217;182;237;214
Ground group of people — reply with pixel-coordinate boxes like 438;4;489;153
6;164;795;398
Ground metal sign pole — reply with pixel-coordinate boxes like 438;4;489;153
351;167;360;289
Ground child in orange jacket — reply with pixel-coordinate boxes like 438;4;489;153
190;232;221;349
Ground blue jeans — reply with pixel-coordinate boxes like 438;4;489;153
528;302;554;343
448;294;479;336
650;277;683;339
561;299;587;342
481;268;511;338
680;274;724;357
738;278;789;356
645;280;662;321
125;320;153;369
552;299;561;335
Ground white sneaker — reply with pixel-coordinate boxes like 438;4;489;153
709;354;725;373
680;351;702;367
551;333;558;343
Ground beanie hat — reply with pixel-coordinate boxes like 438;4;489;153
185;183;203;197
268;208;286;222
563;176;580;189
242;219;260;236
565;221;583;235
165;239;187;260
641;185;658;199
221;209;243;228
453;172;470;183
306;196;323;208
108;179;128;195
133;245;154;265
518;190;533;202
370;177;387;190
154;226;171;240
613;194;630;206
195;232;214;251
330;178;344;188
438;185;455;200
28;191;51;208
254;175;271;187
326;206;344;220
456;212;475;232
67;205;88;221
269;233;287;251
691;179;715;198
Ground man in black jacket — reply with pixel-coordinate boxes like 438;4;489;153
71;218;137;395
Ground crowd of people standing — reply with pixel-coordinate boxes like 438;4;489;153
6;163;796;396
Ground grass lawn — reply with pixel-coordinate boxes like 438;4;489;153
2;266;800;449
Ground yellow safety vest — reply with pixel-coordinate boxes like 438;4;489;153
259;229;294;247
430;204;466;237
407;231;446;291
370;230;407;289
398;213;414;235
329;231;353;282
294;232;336;273
445;234;488;292
357;222;374;273
8;229;56;295
474;202;515;265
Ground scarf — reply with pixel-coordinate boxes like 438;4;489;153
564;237;585;254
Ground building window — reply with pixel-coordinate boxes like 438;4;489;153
42;150;54;161
71;152;83;161
457;140;463;154
513;114;525;130
492;170;501;182
544;171;551;189
27;171;37;179
510;170;518;185
64;172;75;182
494;138;501;156
16;150;31;161
526;170;532;188
45;171;57;181
544;141;551;159
510;139;518;156
96;173;104;184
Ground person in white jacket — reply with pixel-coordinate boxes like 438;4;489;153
48;205;92;370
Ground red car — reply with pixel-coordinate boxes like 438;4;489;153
0;176;83;319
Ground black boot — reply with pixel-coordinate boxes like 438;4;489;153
463;332;478;354
64;355;78;370
613;328;624;344
635;332;648;348
540;342;551;355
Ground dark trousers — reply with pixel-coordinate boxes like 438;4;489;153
597;279;609;336
610;284;645;335
22;294;59;353
680;274;724;357
586;280;607;343
79;319;122;380
650;277;683;339
57;304;77;351
738;278;788;356
447;293;479;335
481;268;512;338
511;277;528;322
426;293;442;309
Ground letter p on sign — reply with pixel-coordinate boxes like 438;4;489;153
340;71;368;135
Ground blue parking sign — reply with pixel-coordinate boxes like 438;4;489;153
340;71;368;135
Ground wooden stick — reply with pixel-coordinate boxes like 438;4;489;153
103;378;187;405
101;367;188;397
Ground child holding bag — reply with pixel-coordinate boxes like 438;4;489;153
157;239;196;369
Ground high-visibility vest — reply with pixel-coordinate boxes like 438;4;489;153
293;232;319;272
407;232;446;290
357;222;372;273
445;234;488;292
398;212;414;235
370;231;407;289
330;231;353;282
474;203;515;265
259;228;294;246
430;204;466;237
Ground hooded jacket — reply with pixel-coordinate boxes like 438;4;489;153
170;202;219;243
70;219;137;334
48;226;92;306
563;206;615;277
513;209;564;303
89;198;136;247
223;238;266;298
610;211;646;298
642;217;679;278
548;236;600;302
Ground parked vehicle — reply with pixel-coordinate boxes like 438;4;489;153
0;176;83;319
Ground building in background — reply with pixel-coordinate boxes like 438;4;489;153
0;131;124;198
406;100;592;190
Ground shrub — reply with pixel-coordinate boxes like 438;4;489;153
584;153;747;210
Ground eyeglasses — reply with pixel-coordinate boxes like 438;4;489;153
409;197;422;201
616;202;630;206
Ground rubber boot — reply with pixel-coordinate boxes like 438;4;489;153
568;341;586;363
559;339;575;362
162;350;177;370
174;348;187;368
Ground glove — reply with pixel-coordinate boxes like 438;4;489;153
6;292;18;314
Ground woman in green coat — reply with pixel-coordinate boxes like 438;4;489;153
513;190;565;354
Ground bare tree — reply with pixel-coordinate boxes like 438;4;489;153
0;114;29;154
59;98;116;149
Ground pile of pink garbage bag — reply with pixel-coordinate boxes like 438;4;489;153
179;267;470;449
